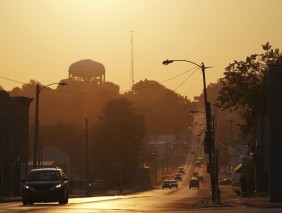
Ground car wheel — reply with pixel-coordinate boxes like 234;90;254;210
22;198;28;205
59;193;69;204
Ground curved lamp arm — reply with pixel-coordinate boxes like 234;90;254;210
39;82;67;92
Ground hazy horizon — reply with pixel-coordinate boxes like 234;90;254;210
1;0;282;99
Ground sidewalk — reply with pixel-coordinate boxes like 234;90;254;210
240;195;282;208
204;185;282;209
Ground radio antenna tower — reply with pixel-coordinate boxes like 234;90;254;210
130;30;134;90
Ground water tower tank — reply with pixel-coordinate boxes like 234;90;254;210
69;59;105;83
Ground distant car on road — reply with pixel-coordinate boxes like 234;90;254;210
22;168;69;205
197;174;204;182
169;180;178;188
192;171;199;177
196;157;204;163
195;160;201;167
189;178;200;189
162;180;171;189
174;173;182;181
177;167;185;175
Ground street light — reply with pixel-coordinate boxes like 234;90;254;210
33;82;67;169
163;59;220;203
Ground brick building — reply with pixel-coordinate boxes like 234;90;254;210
0;91;32;196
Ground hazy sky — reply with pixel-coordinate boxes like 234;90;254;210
1;0;282;100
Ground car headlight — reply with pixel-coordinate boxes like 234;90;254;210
55;184;62;188
50;184;62;190
23;185;33;190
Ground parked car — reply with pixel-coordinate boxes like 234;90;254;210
174;173;182;181
22;168;69;205
219;178;232;185
189;178;200;189
169;180;178;188
162;180;171;189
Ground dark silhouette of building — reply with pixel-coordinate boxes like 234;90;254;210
268;64;282;202
0;91;32;196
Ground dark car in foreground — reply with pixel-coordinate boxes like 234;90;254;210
22;168;69;205
189;178;200;189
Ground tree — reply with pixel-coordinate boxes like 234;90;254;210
90;98;146;181
127;79;193;135
217;43;282;136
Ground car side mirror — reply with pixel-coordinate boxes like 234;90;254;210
22;178;26;183
63;177;69;181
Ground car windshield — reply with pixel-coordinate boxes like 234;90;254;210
27;170;61;182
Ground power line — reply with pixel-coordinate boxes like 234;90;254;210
0;75;28;85
151;68;198;105
0;66;197;95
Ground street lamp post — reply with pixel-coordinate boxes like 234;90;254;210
163;59;220;203
33;82;67;169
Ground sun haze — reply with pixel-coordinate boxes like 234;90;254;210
0;0;282;99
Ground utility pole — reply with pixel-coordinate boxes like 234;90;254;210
33;82;67;169
33;84;39;169
130;30;134;90
85;118;90;196
162;59;220;203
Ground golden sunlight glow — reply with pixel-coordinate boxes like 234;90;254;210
1;0;282;99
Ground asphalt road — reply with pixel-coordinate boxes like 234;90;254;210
1;169;282;212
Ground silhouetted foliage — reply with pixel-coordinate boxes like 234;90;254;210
40;122;85;165
127;79;193;135
217;42;282;136
90;98;146;181
10;77;195;173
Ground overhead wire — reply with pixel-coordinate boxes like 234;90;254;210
0;66;197;95
152;67;198;105
0;75;28;85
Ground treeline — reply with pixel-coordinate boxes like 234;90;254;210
5;78;195;180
